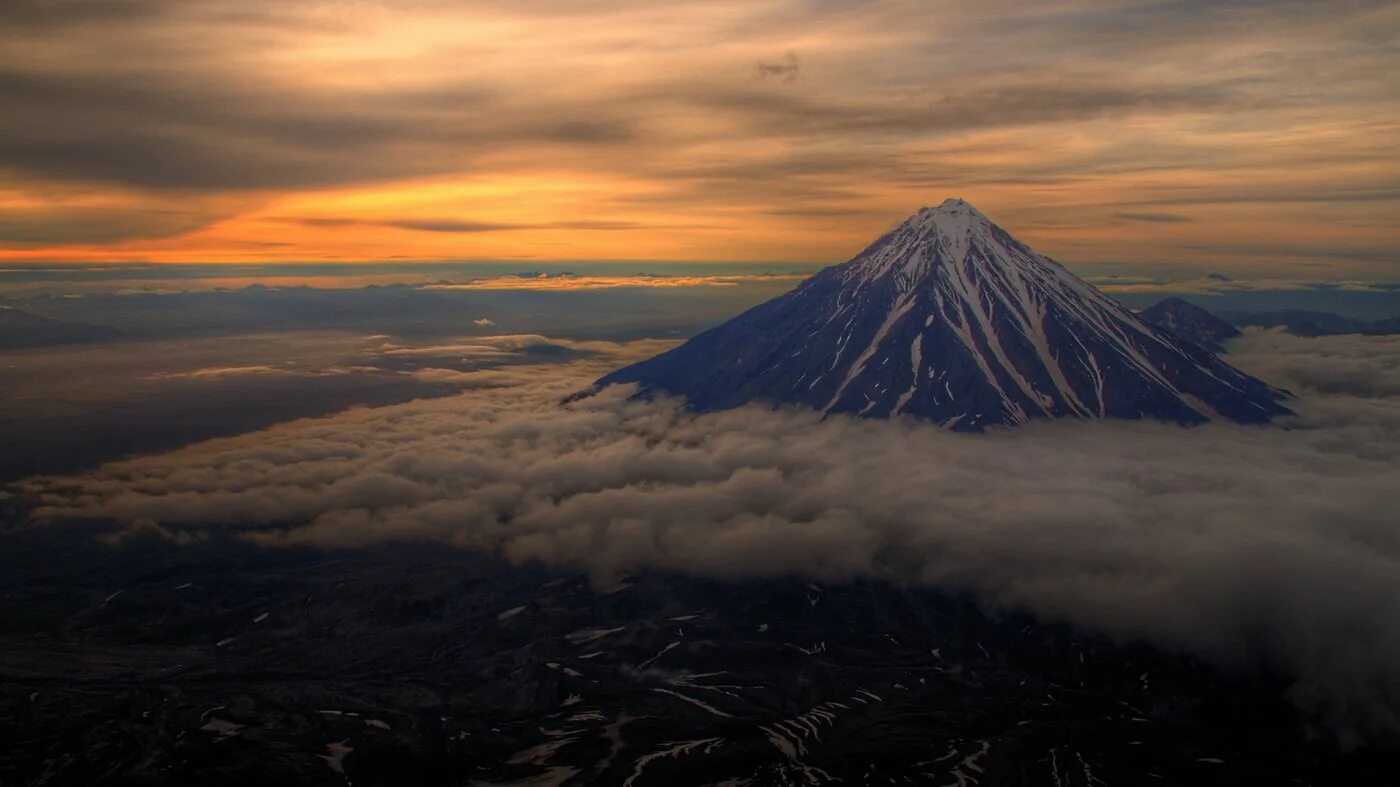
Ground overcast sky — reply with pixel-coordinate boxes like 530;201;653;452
1;0;1396;275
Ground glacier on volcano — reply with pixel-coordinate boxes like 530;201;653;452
598;199;1289;430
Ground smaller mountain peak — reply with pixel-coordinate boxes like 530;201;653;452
1139;296;1241;352
1149;296;1213;313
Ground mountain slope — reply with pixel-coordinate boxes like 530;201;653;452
598;199;1289;430
1139;297;1241;352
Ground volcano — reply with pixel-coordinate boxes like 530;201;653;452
597;199;1289;430
1139;296;1242;352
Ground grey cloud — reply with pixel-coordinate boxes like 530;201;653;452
755;52;800;82
0;64;637;193
0;68;500;191
972;0;1396;73
20;332;1400;741
0;0;175;28
0;1;1361;197
681;81;1238;140
1;0;1394;272
1131;187;1400;206
0;208;217;246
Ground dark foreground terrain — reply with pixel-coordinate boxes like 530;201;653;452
0;516;1393;786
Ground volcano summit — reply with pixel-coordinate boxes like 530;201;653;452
599;199;1289;429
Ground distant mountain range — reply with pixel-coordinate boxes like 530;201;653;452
599;199;1290;430
0;306;118;349
1225;309;1400;338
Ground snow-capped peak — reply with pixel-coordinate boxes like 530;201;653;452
849;199;1002;284
920;197;987;221
900;198;989;243
907;196;985;226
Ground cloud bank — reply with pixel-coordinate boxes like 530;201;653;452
20;332;1400;740
1095;276;1400;296
420;273;807;291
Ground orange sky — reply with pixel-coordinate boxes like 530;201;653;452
1;1;1396;277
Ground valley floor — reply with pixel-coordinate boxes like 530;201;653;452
0;519;1393;786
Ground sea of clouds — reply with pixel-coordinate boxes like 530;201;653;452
19;329;1400;741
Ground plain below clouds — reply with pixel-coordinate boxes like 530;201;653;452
21;331;1400;741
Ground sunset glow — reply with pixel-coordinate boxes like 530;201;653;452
1;1;1396;276
6;4;1400;780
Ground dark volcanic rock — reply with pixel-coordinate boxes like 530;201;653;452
0;520;1394;786
1139;297;1242;352
598;199;1289;430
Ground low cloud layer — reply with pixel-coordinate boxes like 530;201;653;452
420;273;807;292
1093;276;1400;296
20;332;1400;740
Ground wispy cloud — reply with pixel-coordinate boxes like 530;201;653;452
0;0;1394;271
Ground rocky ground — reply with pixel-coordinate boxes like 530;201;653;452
0;517;1393;786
